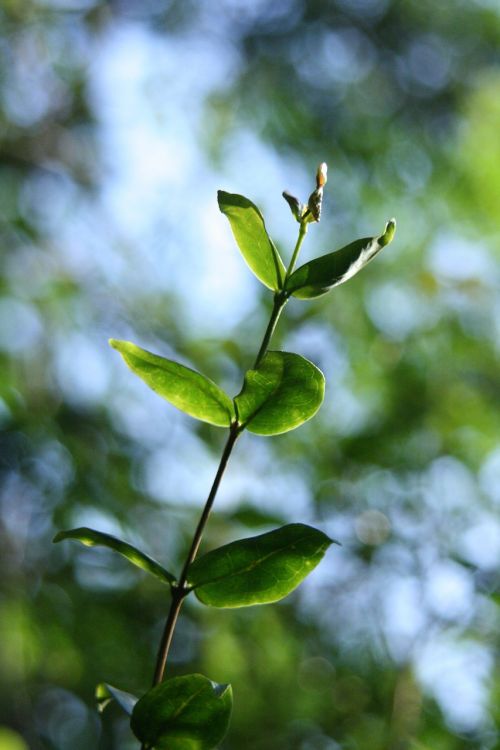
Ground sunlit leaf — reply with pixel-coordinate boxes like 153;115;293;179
110;339;235;427
188;523;334;608
285;219;396;299
53;527;176;585
96;683;138;716
131;673;232;750
218;191;286;291
234;350;324;435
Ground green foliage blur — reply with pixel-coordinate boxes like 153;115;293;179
1;1;499;749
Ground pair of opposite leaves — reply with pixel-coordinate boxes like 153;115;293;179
110;191;396;436
58;520;336;749
54;522;335;608
87;520;335;749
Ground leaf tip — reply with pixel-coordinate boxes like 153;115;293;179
52;531;65;544
108;338;120;350
282;191;304;222
380;218;396;247
321;530;341;548
217;189;229;210
213;682;232;699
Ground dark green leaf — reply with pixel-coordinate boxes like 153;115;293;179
96;683;138;716
53;527;175;585
285;219;396;299
110;339;235;427
188;523;334;608
218;191;286;291
234;350;324;435
131;673;232;750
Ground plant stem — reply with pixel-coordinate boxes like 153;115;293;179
147;219;309;705
151;423;240;687
284;221;308;284
253;293;287;369
253;221;308;370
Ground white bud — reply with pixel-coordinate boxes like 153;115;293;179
316;162;328;189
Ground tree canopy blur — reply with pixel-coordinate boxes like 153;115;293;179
1;1;499;749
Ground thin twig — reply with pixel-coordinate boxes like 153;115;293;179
143;218;309;728
151;423;240;686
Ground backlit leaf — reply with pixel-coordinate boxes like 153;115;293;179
53;527;175;585
234;350;324;435
131;673;232;750
110;339;235;427
285;219;396;299
218;191;286;291
188;523;334;608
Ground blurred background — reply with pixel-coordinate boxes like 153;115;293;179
1;0;500;748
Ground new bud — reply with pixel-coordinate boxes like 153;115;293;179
307;188;323;222
306;161;328;222
283;161;329;225
316;162;328;189
282;191;304;222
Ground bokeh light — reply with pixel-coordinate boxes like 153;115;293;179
1;1;499;748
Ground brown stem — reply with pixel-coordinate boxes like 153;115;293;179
151;423;240;686
145;222;306;699
139;222;310;749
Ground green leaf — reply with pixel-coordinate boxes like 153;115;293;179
53;527;176;585
234;350;324;435
218;191;286;291
131;673;232;750
285;219;396;299
188;523;334;608
96;683;138;716
109;339;235;428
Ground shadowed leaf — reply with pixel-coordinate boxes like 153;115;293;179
96;683;138;716
53;527;175;585
131;673;232;750
285;219;396;299
188;523;335;608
